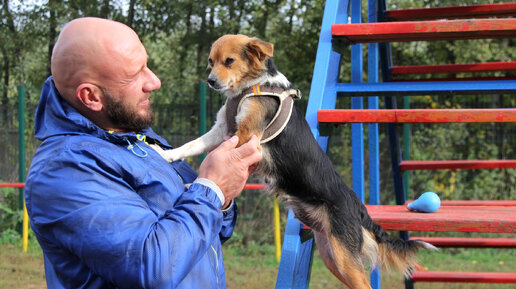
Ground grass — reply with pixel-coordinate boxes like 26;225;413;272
224;242;516;289
1;235;515;289
0;235;45;289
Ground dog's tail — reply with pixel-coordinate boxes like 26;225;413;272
361;221;438;277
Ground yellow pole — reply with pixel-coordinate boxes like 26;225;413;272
22;201;29;252
273;196;281;262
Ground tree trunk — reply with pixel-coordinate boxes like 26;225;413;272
1;47;9;124
126;0;136;28
178;3;193;85
48;0;57;76
196;5;208;81
100;0;110;18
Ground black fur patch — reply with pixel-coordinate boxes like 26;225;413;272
265;58;278;76
258;102;429;259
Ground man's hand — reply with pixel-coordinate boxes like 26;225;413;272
198;135;262;209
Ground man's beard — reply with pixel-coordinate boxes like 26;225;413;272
103;89;154;133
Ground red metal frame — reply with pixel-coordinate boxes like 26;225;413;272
385;3;516;21
400;160;516;171
243;184;266;190
366;205;516;233
412;271;516;284
390;61;516;75
410;237;516;248
392;76;516;82
0;183;25;188
318;109;516;124
439;200;516;207
332;18;516;43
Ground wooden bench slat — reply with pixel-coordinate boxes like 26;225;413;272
318;109;516;124
400;160;516;171
438;200;516;206
412;271;516;283
385;3;516;21
390;61;516;75
366;205;516;233
332;19;516;44
410;237;516;248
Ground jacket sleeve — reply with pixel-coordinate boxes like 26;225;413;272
26;144;226;288
171;160;238;244
220;201;237;243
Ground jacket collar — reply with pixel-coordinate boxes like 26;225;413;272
34;76;172;148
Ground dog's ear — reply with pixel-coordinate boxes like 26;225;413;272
246;38;274;62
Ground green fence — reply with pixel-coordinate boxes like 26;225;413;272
1;84;514;246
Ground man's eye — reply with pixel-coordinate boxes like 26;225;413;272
225;58;234;66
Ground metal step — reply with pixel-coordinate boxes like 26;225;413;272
333;80;516;96
332;18;516;44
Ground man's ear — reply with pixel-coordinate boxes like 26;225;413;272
246;38;274;62
76;83;103;112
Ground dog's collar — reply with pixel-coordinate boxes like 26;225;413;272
225;84;301;144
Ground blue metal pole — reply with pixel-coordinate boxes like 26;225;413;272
368;0;381;287
403;95;410;199
351;0;364;203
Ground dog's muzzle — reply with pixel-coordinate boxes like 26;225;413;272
207;76;221;90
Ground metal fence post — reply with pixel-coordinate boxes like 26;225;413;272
200;82;207;161
18;85;25;211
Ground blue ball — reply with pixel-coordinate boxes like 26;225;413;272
407;192;441;213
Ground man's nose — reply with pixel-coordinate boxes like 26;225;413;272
143;67;161;92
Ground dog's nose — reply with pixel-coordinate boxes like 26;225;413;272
207;77;217;88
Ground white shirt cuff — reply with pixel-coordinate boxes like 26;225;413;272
222;199;234;212
193;178;225;207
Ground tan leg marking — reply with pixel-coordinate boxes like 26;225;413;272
235;97;266;147
328;234;372;289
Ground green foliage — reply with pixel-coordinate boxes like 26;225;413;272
0;228;21;244
0;186;22;236
226;185;287;247
406;95;515;201
1;0;514;246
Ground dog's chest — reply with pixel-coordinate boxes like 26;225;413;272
224;85;300;143
224;95;243;135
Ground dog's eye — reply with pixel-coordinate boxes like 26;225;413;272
208;58;214;67
225;58;234;66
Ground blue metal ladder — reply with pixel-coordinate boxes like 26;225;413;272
275;0;382;288
274;0;516;288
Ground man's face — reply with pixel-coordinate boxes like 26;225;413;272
102;86;154;133
100;40;161;132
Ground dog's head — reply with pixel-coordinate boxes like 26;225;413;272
207;34;276;96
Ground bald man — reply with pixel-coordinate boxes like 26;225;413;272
25;17;261;289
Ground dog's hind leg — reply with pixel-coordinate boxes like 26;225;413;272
329;234;372;289
314;231;351;286
315;231;372;289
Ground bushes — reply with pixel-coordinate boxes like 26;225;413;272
0;186;22;242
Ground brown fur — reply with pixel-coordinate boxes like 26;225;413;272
234;98;266;146
208;35;273;90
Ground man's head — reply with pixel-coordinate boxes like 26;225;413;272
51;17;161;132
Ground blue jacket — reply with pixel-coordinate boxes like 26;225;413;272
25;76;237;289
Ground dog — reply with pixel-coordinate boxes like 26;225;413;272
160;34;436;289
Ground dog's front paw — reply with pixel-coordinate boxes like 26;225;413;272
149;144;185;162
161;148;185;162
